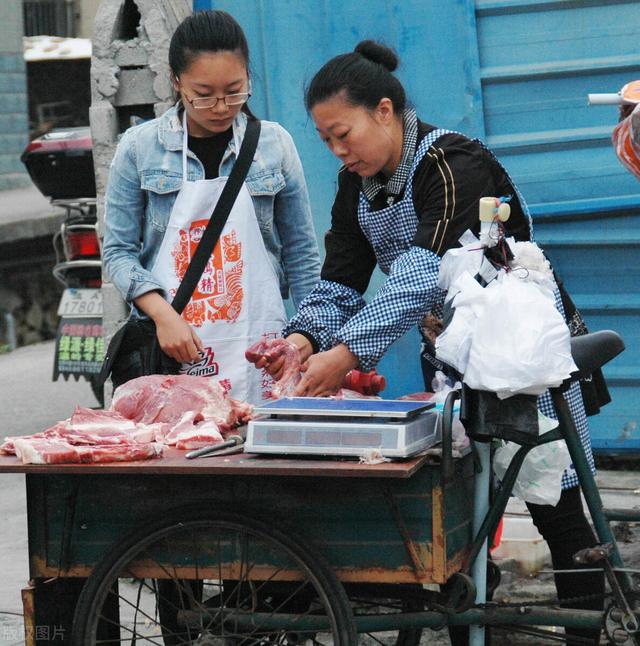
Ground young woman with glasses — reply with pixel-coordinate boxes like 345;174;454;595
102;9;320;405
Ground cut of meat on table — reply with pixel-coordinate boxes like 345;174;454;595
0;406;163;462
111;374;249;433
1;374;252;465
48;406;160;445
12;437;162;465
162;411;224;450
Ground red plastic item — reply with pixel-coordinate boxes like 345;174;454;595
490;516;504;553
341;369;386;396
65;229;100;259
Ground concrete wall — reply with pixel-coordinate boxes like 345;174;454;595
77;0;102;39
90;0;191;363
0;0;30;191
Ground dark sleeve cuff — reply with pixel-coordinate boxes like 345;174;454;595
288;329;319;354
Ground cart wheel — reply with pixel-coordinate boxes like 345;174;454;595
346;583;423;646
72;510;356;645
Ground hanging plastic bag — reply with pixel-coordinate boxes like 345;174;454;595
435;272;488;373
493;412;571;506
437;230;484;296
463;271;577;398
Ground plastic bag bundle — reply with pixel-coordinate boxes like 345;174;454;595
435;272;487;373
437;230;484;295
435;234;577;399
493;413;571;506
463;271;577;398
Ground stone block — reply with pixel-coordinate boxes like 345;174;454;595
89;102;119;145
112;67;158;106
0;94;27;115
0;72;27;94
91;0;125;57
114;42;149;67
0;133;29;154
0;1;23;52
0;152;25;174
91;57;120;100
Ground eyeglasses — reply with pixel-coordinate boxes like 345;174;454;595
180;81;252;110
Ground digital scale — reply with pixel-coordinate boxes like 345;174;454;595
245;398;441;458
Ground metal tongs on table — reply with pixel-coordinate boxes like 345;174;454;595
185;430;246;459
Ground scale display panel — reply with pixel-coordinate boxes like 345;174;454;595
253;397;435;419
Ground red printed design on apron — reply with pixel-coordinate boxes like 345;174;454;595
171;222;245;326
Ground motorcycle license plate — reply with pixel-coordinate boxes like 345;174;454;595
57;288;103;318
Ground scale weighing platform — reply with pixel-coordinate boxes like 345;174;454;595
246;398;441;458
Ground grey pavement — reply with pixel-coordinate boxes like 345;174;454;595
0;340;96;645
0;183;64;245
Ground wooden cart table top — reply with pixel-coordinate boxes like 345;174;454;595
0;447;432;478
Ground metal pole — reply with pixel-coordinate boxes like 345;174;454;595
470;440;491;646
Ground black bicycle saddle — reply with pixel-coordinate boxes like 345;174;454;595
570;330;625;379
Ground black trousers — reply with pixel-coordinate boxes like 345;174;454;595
448;485;604;645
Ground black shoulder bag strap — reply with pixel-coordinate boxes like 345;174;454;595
171;118;261;314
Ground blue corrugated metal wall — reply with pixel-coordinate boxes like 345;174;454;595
195;0;639;450
475;0;640;451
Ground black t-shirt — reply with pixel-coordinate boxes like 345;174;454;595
321;120;532;295
188;128;233;179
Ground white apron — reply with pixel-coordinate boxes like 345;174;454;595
151;113;287;404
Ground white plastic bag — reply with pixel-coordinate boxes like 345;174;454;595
463;271;577;398
435;272;488;373
437;230;484;296
493;413;571;506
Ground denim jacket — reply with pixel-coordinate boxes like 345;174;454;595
103;105;321;311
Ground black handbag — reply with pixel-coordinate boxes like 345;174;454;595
98;119;262;390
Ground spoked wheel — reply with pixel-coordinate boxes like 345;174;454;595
72;510;356;645
345;583;423;646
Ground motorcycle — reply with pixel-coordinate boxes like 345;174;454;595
587;79;640;108
21;126;105;405
588;80;640;180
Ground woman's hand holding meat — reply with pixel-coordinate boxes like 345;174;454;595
295;344;359;397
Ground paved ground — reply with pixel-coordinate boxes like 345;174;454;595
0;340;638;644
0;341;96;645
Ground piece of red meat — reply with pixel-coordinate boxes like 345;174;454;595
111;374;240;431
171;419;224;451
246;337;301;398
12;437;162;465
4;374;250;465
1;433;44;455
43;407;159;446
229;397;253;425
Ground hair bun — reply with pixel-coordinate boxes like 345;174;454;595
354;40;399;71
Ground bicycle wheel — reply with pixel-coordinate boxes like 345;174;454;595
72;509;356;645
